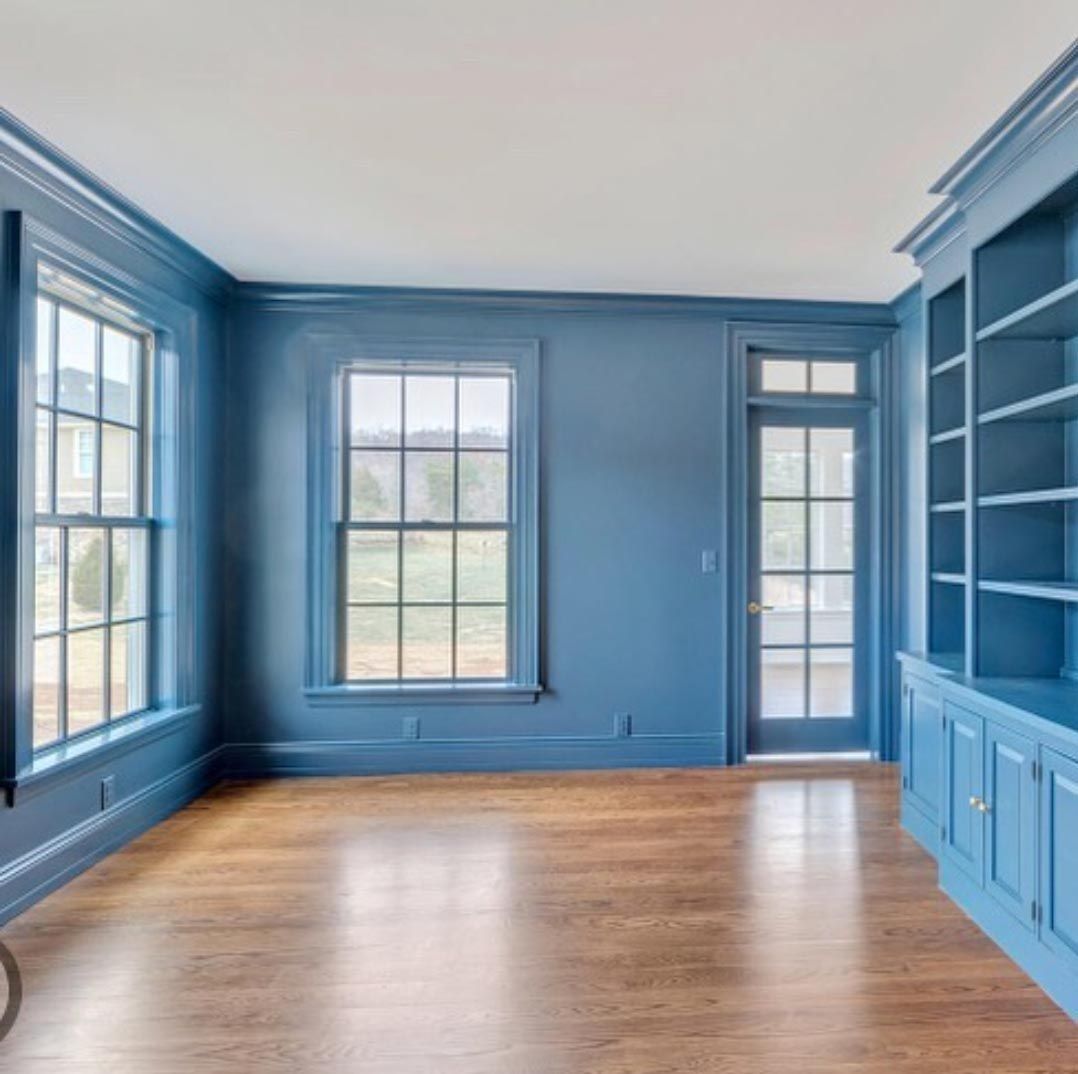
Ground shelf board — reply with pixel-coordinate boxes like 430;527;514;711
976;278;1078;342
931;572;966;586
979;486;1078;507
979;579;1078;603
929;426;965;445
978;382;1078;425
930;500;966;514
930;352;966;376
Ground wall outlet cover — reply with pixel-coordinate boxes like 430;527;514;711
402;716;420;740
101;775;116;811
614;712;632;738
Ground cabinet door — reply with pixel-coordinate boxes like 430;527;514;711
984;722;1036;929
1039;748;1078;972
903;674;941;822
942;702;984;884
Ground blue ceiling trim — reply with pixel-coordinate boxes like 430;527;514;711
232;280;897;323
0;107;234;301
893;199;966;265
890;280;922;324
930;39;1078;203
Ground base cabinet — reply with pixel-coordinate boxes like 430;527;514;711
897;653;1078;1019
1040;748;1078;976
985;723;1037;930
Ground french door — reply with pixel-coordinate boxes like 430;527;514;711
747;408;869;754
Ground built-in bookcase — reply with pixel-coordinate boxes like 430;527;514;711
973;173;1078;679
927;278;968;665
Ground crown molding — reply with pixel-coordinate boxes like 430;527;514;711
931;39;1078;205
893;199;966;267
232;280;896;324
0;108;233;302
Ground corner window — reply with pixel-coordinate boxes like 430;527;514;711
31;284;151;750
306;339;540;702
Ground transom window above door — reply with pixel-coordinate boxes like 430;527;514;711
758;356;858;395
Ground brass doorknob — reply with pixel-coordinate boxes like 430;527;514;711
747;601;774;615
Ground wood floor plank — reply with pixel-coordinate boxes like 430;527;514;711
1;764;1076;1072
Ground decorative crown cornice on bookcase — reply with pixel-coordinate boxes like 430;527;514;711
0;107;233;301
895;39;1077;266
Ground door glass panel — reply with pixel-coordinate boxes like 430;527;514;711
809;428;854;496
761;426;805;496
761;648;804;719
810;575;853;644
761;501;805;569
810;501;853;570
761;575;805;645
809;648;853;717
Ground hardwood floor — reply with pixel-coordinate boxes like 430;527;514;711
1;764;1077;1072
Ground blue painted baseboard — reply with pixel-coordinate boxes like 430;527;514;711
0;746;223;925
900;797;940;858
223;733;726;778
940;857;1078;1021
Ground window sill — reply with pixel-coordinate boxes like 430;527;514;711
303;684;544;707
3;703;204;806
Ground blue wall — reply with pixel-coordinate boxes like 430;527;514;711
223;290;898;775
0;120;228;920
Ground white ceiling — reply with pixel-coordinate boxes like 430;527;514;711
2;3;1076;302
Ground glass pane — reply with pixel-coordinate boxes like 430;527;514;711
761;426;805;496
34;527;61;634
457;531;507;603
402;531;452;602
761;359;807;393
35;408;52;513
760;575;804;645
809;428;854;497
405;376;454;448
350;451;400;521
810;648;853;717
57;414;96;513
111;620;148;717
111;528;149;620
460;452;508;522
811;361;856;395
459;377;509;449
404;452;454;522
456;605;507;679
810;501;854;570
402;606;452;678
810;574;853;645
57;306;97;415
33;636;61;750
761;501;805;569
102;326;140;425
68;627;106;735
102;424;137;516
347;530;398;603
68;528;106;627
350;374;401;448
761;648;804;719
36;297;53;404
347;606;398;680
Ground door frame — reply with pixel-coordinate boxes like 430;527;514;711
747;405;871;754
723;320;899;764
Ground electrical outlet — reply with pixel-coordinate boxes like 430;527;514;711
101;775;116;811
701;549;718;574
614;712;632;738
402;716;420;741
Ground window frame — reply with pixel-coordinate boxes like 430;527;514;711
32;283;154;750
1;212;202;790
304;337;541;705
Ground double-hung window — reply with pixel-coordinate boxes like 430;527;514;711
307;339;540;702
32;274;151;750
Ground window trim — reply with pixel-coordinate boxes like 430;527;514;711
304;336;541;705
1;212;201;790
